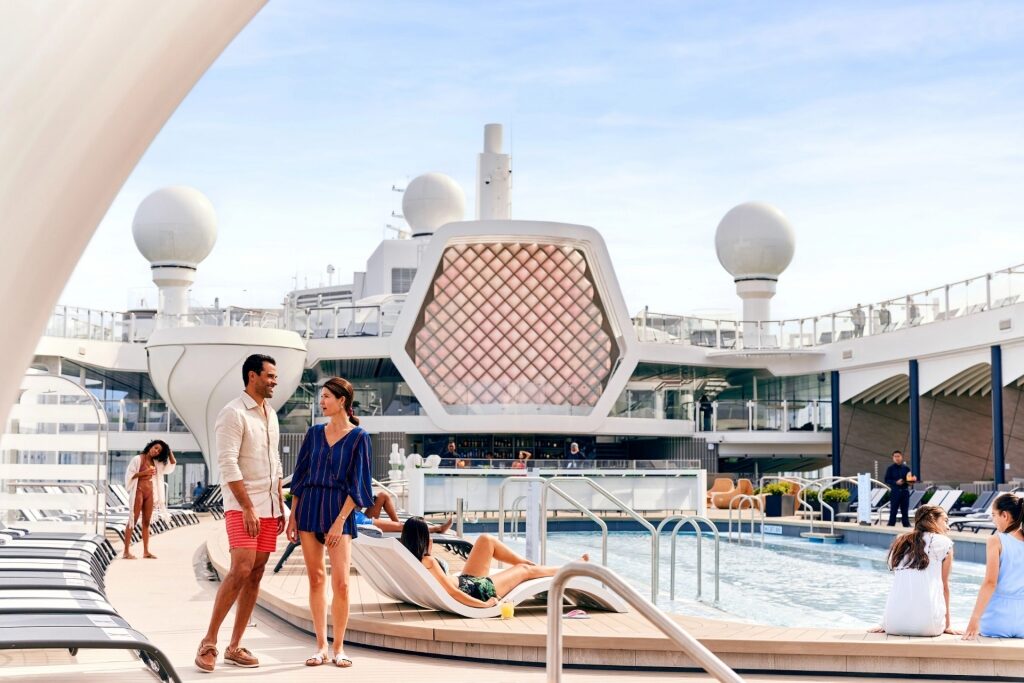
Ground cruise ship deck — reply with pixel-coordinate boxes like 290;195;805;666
3;517;1017;683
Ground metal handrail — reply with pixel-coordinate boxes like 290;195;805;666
498;475;656;600
546;562;743;683
808;475;889;536
727;494;761;543
657;515;720;603
540;476;658;601
509;495;527;540
498;477;610;567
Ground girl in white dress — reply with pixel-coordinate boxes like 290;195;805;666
871;504;959;636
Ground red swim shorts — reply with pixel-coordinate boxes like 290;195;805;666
225;510;279;553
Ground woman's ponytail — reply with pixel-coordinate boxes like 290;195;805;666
323;377;359;426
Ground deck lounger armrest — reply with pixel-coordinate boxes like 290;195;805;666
0;613;180;683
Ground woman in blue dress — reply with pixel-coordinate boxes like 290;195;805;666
964;493;1024;640
285;377;373;667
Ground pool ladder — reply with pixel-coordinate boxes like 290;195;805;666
656;515;720;604
498;475;656;601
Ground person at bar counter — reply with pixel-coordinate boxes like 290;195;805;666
885;449;915;528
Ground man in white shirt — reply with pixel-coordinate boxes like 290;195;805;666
196;354;285;672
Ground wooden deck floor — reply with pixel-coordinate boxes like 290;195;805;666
0;517;967;683
206;522;1024;680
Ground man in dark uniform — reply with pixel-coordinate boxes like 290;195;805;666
884;450;914;527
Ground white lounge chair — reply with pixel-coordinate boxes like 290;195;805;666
351;535;628;618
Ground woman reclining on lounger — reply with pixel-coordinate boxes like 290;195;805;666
399;517;587;607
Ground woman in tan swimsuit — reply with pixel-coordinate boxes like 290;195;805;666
123;440;175;559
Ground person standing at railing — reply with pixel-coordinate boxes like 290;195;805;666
566;441;582;469
122;439;175;560
852;304;866;338
879;303;892;330
885;450;914;528
699;394;713;432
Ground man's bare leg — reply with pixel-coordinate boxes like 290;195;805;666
227;551;270;650
200;548;257;647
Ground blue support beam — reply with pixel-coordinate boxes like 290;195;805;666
909;359;921;479
992;345;1006;485
831;371;841;476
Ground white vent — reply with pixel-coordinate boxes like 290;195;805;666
999;319;1012;331
842;350;853;360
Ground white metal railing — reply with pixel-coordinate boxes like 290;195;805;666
1;374;109;534
546;562;743;683
635;262;1024;349
656;514;720;603
693;399;832;433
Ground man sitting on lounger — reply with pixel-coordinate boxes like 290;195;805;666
399;518;587;607
356;493;453;534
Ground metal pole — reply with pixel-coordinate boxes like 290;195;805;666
992;345;1006;485
456;498;464;538
909;359;921;479
830;371;841;475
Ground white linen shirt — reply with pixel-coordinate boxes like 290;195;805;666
216;391;284;518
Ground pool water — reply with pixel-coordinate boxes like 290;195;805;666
487;531;986;629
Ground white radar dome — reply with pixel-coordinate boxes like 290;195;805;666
402;172;465;235
714;202;795;280
132;186;218;267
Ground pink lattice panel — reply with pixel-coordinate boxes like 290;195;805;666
413;242;617;409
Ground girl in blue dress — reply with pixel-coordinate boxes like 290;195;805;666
285;377;372;667
964;493;1024;639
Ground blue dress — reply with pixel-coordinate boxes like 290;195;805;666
980;532;1024;638
290;424;373;538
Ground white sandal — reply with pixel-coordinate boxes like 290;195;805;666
305;651;327;667
332;652;352;668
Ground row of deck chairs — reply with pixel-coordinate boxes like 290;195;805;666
950;491;1024;534
0;521;180;681
16;483;202;547
839;488;966;525
177;484;224;519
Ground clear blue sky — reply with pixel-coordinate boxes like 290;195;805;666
63;0;1024;319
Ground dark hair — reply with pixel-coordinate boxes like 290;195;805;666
399;517;430;560
888;504;945;571
242;354;276;387
322;376;359;426
992;493;1024;534
892;450;903;457
142;439;172;463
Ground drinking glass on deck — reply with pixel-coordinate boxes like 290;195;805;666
499;600;515;620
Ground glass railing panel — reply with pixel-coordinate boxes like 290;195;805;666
751;400;785;430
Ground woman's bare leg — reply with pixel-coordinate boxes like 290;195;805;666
326;535;353;663
489;554;589;597
123;489;144;558
141;493;155;557
365;493;400;523
299;532;329;653
461;534;532;577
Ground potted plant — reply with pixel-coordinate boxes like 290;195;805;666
821;488;851;521
761;482;796;517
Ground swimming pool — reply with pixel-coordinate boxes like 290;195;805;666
487;531;986;629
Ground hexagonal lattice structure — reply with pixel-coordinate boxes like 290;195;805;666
405;241;620;414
